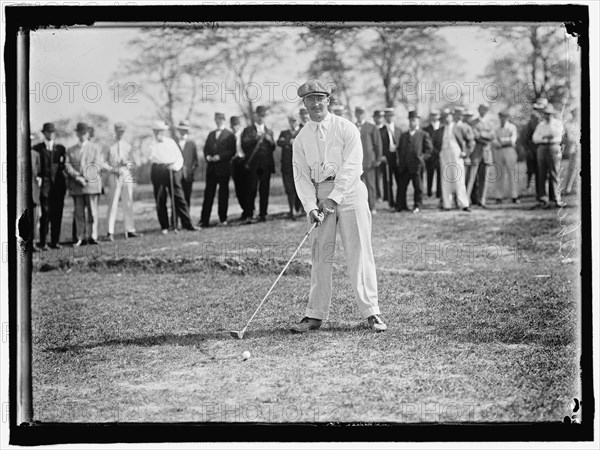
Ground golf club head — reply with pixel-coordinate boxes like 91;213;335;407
229;330;244;340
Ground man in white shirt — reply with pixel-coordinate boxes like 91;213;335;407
491;110;520;203
290;79;387;334
104;122;141;241
532;104;565;208
148;121;199;233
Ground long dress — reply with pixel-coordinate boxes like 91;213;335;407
439;123;470;209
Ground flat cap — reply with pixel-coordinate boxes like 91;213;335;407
498;109;511;117
453;105;465;114
177;119;191;129
297;79;333;98
355;106;365;113
408;109;420;119
114;122;127;131
383;107;395;115
542;104;556;114
463;110;475;117
230;116;240;126
214;112;225;120
478;103;489;111
255;105;268;115
373;110;384;118
152;120;169;131
429;109;441;118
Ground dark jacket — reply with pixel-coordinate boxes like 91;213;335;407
379;124;402;167
204;128;236;177
179;139;199;180
241;124;276;173
423;124;444;160
357;121;382;171
397;128;433;173
33;141;67;197
277;128;300;175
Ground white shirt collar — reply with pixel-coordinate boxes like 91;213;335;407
309;112;333;131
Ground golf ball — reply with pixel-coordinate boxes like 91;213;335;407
242;351;251;360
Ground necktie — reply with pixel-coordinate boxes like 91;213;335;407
316;122;325;141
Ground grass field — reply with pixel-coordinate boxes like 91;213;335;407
31;162;582;423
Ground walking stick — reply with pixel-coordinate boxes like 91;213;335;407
169;168;178;233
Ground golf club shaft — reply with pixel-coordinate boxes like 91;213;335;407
169;169;176;230
241;222;318;332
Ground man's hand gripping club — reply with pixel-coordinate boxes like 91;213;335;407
309;198;338;227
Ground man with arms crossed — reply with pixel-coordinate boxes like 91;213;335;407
290;79;387;333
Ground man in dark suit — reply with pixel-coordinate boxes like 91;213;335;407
355;106;382;213
423;110;444;199
176;120;199;209
33;122;67;250
230;116;252;220
277;115;303;220
373;110;386;202
380;107;402;210
241;105;276;222
466;104;494;208
199;113;236;227
396;110;433;213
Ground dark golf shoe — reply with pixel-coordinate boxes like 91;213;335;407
290;317;322;334
367;315;387;332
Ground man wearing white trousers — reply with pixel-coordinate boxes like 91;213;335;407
104;123;142;241
491;110;520;203
290;79;387;333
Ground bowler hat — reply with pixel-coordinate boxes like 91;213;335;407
42;122;56;133
230;116;240;126
74;122;89;134
177;119;191;130
255;105;268;115
114;122;126;131
297;79;333;98
152;120;169;131
408;110;420;119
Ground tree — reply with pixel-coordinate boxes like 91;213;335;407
115;27;217;139
298;26;360;116
359;27;464;111
482;25;577;109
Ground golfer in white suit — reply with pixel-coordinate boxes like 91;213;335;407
290;79;387;333
104;122;141;240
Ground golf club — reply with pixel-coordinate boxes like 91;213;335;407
230;220;320;339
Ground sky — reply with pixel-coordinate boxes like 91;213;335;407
27;23;567;141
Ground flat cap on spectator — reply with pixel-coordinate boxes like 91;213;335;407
114;122;127;131
230;116;240;126
297;80;333;98
177;120;191;130
74;122;89;134
453;105;465;114
429;109;441;119
478;103;489;112
152;120;169;131
533;98;549;110
498;109;511;117
383;107;395;115
42;122;56;133
355;106;365;113
373;110;383;118
463;110;475;117
255;105;268;115
214;113;225;120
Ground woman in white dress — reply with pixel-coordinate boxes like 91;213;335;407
439;108;471;211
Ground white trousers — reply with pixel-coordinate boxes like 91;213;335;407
306;180;380;321
106;174;135;234
490;146;519;200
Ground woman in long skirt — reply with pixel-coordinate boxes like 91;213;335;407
439;109;471;211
